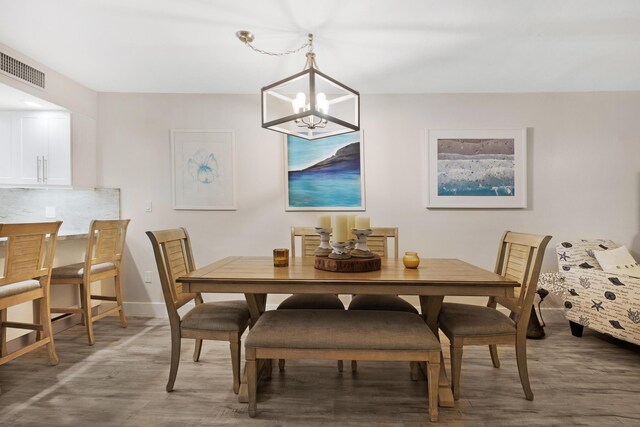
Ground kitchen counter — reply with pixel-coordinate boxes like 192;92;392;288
0;232;88;247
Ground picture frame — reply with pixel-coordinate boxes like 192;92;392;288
425;129;527;208
284;131;365;211
171;129;236;210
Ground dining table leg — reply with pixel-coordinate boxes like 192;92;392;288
238;293;268;403
420;295;455;408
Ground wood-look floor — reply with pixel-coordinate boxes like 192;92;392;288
0;310;638;426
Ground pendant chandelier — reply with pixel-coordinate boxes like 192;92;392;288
237;31;360;140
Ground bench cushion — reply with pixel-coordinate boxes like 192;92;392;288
246;310;440;351
277;294;345;310
181;300;250;332
439;303;516;337
348;295;418;314
0;280;41;298
52;262;116;279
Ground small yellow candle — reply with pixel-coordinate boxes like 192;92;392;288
355;216;370;230
332;214;349;242
346;215;356;239
317;215;331;229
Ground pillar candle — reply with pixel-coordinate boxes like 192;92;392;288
332;214;349;242
346;215;356;239
355;216;370;229
317;215;331;229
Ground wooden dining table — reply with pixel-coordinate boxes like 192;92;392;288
178;255;518;407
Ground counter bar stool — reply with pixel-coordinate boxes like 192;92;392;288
50;219;130;345
147;228;250;393
0;221;62;366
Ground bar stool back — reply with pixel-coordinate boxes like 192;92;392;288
0;221;62;366
51;219;130;345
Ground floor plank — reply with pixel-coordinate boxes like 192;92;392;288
0;310;638;426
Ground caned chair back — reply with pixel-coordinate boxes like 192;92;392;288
146;228;198;322
84;220;130;275
0;222;62;288
491;231;552;328
290;226;398;259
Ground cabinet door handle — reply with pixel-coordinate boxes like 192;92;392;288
37;156;41;183
43;157;47;183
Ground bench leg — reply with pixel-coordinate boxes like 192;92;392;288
247;349;257;417
427;357;440;422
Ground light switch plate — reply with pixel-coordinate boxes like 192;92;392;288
143;271;152;283
144;200;152;213
45;206;56;218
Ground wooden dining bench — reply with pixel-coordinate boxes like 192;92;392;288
245;309;442;422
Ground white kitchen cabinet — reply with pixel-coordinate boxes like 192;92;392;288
0;112;13;182
0;111;71;186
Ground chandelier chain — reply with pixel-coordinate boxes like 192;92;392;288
239;33;313;57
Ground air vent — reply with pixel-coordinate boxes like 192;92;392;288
0;51;46;89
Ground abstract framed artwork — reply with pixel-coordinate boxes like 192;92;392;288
285;131;365;211
426;129;527;208
171;129;236;210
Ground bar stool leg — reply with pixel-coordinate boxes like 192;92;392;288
80;282;95;345
114;274;127;328
0;309;7;357
40;290;59;365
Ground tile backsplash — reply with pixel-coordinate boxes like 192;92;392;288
0;188;120;235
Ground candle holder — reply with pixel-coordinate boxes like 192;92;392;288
328;241;351;260
351;229;374;258
314;227;333;257
346;239;356;254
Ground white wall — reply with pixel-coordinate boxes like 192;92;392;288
97;92;640;315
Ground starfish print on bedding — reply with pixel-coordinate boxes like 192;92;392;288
559;252;570;262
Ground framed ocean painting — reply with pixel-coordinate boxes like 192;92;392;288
171;129;236;210
426;129;527;208
285;131;365;211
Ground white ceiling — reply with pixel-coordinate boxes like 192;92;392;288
1;0;639;94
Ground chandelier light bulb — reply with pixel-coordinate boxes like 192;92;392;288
292;92;306;113
316;93;329;114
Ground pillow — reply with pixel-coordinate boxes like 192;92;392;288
593;246;640;278
556;239;618;271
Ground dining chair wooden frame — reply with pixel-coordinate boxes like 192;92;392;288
147;228;250;394
50;219;130;345
438;231;552;401
0;221;62;366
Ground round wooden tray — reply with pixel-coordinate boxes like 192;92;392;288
314;254;381;272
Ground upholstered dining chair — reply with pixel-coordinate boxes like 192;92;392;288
438;231;552;401
147;228;250;393
50;219;130;345
276;226;346;371
347;227;417;314
1;221;62;366
347;227;418;372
